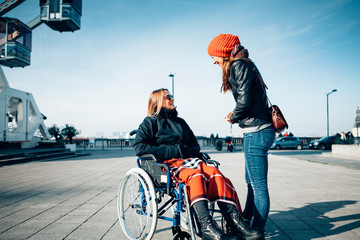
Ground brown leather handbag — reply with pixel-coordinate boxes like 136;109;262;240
269;104;288;133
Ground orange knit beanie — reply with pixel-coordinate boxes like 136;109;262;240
207;34;240;57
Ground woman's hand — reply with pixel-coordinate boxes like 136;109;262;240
226;112;234;124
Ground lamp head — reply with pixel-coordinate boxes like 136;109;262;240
332;89;337;93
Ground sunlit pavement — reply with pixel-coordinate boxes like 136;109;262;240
0;149;359;240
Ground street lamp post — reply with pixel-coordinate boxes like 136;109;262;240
326;89;337;137
169;73;175;97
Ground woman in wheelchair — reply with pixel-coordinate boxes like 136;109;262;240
133;88;263;240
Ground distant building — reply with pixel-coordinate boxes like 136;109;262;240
352;107;360;137
112;132;121;138
96;132;104;138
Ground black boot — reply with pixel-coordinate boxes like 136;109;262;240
218;202;263;240
192;200;239;240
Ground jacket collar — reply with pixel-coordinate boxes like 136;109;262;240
158;107;178;119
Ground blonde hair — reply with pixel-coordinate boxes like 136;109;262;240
147;88;169;117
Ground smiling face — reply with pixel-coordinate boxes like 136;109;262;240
161;90;175;111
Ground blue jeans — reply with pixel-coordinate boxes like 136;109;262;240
242;126;275;231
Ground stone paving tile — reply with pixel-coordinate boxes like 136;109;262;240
55;215;89;225
312;224;350;236
36;222;80;234
269;212;300;221
65;226;109;240
352;227;360;236
273;220;312;230
324;230;360;240
28;233;68;240
287;206;321;217
263;220;288;239
297;216;332;225
0;227;40;240
100;221;123;240
14;219;50;230
0;219;20;232
282;229;324;240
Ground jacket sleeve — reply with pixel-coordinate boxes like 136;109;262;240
230;60;253;123
133;118;182;161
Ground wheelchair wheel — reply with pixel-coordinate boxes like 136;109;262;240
117;168;158;240
173;231;192;240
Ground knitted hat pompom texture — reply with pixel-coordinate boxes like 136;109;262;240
207;34;240;58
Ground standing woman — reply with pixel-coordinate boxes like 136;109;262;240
207;34;275;236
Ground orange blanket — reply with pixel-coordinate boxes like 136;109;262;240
164;158;241;211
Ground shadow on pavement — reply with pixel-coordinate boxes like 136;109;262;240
267;200;360;239
38;149;137;162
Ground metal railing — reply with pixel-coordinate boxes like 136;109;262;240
69;136;360;151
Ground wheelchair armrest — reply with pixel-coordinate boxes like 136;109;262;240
138;154;172;194
200;152;211;160
137;154;160;163
199;152;220;167
138;154;171;169
206;159;220;168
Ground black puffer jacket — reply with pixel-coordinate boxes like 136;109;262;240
133;108;200;162
229;59;272;128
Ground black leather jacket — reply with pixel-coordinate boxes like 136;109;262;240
133;108;201;162
229;59;272;129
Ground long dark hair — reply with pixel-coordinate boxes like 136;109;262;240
220;45;249;93
221;57;243;93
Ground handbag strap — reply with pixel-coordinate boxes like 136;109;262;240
250;63;273;107
238;58;273;107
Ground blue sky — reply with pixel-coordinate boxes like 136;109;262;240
3;0;360;138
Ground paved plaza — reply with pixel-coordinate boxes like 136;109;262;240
0;149;359;240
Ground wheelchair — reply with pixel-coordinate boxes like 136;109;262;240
117;153;226;240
